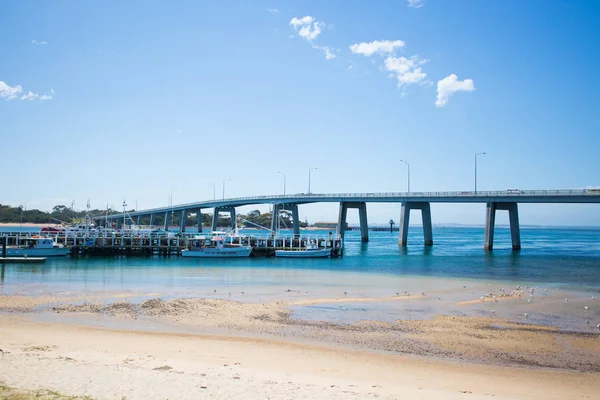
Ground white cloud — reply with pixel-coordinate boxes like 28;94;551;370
435;74;475;107
313;45;336;60
266;8;279;13
21;91;39;100
407;0;424;8
32;40;48;45
0;80;53;102
0;81;23;100
289;15;336;60
290;16;322;41
349;40;405;56
383;56;428;87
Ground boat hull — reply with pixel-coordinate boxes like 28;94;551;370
181;246;252;258
275;249;331;258
5;248;71;257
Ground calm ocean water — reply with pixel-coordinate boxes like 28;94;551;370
1;226;599;292
2;226;599;330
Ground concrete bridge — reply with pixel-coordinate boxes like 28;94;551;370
95;189;600;250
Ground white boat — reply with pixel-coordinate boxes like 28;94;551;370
4;237;71;257
182;233;252;258
275;242;331;258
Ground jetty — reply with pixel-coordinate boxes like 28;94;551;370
0;231;343;258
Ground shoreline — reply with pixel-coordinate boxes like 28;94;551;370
1;309;599;400
0;315;600;400
1;292;599;399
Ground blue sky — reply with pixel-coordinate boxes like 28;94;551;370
1;0;600;225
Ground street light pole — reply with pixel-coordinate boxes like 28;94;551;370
222;179;231;200
308;167;318;195
209;183;216;200
475;152;486;194
400;160;410;193
277;171;286;195
122;200;127;229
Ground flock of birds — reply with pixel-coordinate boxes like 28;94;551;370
210;284;599;331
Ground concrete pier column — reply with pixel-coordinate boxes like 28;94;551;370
398;202;433;247
290;205;300;236
212;208;219;232
399;204;410;246
136;215;141;225
149;214;154;227
337;202;368;242
507;203;521;250
230;208;237;231
196;209;203;233
336;203;348;238
164;211;169;231
358;202;369;242
213;207;236;231
421;203;433;246
484;202;521;251
271;204;282;233
484;202;496;250
180;209;188;233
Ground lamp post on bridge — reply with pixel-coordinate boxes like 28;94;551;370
308;167;318;195
222;179;231;200
122;200;127;229
400;159;410;193
208;183;216;200
277;171;286;195
164;190;176;229
474;152;486;194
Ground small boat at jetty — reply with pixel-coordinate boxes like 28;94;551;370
4;237;70;257
182;232;252;258
275;241;331;258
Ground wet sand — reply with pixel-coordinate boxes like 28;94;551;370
1;313;599;400
1;289;599;399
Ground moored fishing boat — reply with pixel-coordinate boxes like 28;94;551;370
182;232;252;258
275;241;331;258
4;237;71;257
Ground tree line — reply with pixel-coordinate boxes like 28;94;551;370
0;204;120;224
0;205;309;229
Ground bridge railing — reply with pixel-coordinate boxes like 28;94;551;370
98;189;594;218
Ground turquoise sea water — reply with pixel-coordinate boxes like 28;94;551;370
2;227;599;290
1;227;599;331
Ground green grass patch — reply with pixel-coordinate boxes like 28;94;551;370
0;385;95;400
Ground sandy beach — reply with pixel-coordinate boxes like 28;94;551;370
1;292;599;399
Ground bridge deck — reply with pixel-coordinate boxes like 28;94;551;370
97;189;600;220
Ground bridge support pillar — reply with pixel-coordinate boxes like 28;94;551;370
149;214;154;227
337;202;368;242
291;205;300;236
196;209;203;233
271;204;301;235
213;207;236;231
164;211;169;231
398;202;433;246
484;202;521;251
136;216;140;225
180;210;188;233
271;204;282;233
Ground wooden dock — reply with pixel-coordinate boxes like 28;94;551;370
0;231;343;258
